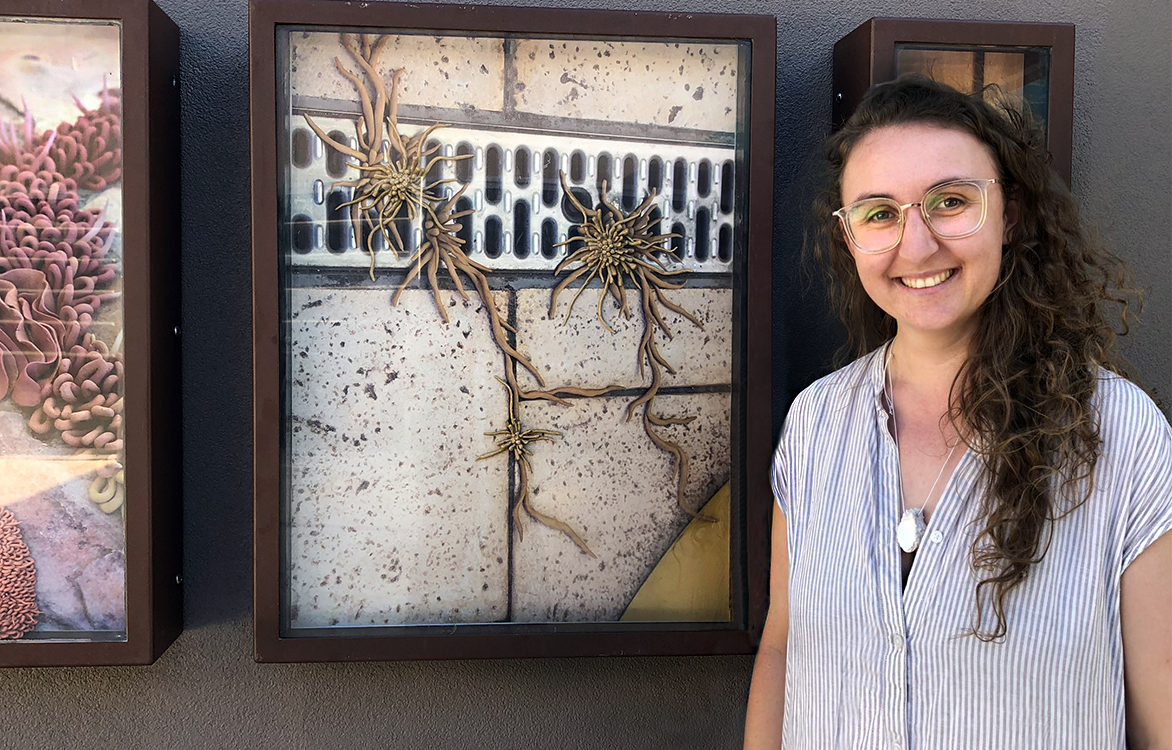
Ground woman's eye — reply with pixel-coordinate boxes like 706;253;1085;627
928;194;968;212
864;208;895;223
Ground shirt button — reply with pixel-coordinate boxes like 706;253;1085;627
930;530;943;544
890;633;903;648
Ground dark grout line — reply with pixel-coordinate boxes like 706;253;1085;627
518;383;732;399
502;39;517;116
287;268;735;290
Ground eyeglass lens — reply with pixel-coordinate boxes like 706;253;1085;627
844;182;987;253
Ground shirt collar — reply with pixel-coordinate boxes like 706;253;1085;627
869;339;895;411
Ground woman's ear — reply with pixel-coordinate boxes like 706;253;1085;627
835;214;859;256
1002;198;1020;244
840;226;855;255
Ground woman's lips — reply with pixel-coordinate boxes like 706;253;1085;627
896;268;956;289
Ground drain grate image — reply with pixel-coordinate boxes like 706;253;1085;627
285;115;737;274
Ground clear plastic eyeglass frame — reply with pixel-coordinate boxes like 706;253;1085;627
833;177;1000;254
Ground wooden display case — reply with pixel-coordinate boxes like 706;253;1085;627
251;0;775;662
0;0;181;666
833;18;1075;184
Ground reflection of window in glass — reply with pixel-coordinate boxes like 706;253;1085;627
895;45;1050;140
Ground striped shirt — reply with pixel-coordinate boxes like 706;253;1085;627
771;344;1172;750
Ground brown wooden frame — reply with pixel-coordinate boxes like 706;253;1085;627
250;0;775;663
833;18;1075;184
0;0;182;667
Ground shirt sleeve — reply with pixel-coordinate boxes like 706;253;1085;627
1120;397;1172;571
772;386;811;519
771;433;789;517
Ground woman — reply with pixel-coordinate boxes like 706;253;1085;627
744;76;1171;749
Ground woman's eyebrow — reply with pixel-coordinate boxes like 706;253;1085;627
849;191;896;202
847;176;975;203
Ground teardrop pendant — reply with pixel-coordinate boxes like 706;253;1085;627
897;507;926;553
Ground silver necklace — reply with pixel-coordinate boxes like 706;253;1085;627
885;348;959;554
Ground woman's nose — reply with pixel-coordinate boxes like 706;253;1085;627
897;206;939;261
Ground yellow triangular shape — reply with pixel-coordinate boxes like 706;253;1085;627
620;482;730;622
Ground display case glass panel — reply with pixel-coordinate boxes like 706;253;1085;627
895;43;1051;137
0;17;127;644
280;27;747;632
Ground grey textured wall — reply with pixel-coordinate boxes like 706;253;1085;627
2;0;1168;748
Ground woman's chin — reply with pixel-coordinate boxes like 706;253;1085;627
892;311;980;342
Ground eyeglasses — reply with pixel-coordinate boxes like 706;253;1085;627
833;178;1000;254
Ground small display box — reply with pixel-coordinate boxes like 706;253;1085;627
0;0;181;666
251;0;775;662
833;18;1074;183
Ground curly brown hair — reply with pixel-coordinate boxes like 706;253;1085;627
808;75;1138;640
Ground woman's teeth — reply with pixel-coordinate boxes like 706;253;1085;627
899;269;955;289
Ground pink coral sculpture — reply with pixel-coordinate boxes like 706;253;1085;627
0;507;40;639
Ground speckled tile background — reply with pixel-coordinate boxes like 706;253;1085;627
512;40;740;130
290;31;506;113
515;287;732;391
287;287;512;627
288;29;740;132
285;282;732;626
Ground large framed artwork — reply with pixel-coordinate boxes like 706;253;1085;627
0;0;181;666
251;0;775;661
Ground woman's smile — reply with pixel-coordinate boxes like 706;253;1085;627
895;268;957;289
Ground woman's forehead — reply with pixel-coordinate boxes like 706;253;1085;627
841;123;998;202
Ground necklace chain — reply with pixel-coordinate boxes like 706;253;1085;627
885;346;960;517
